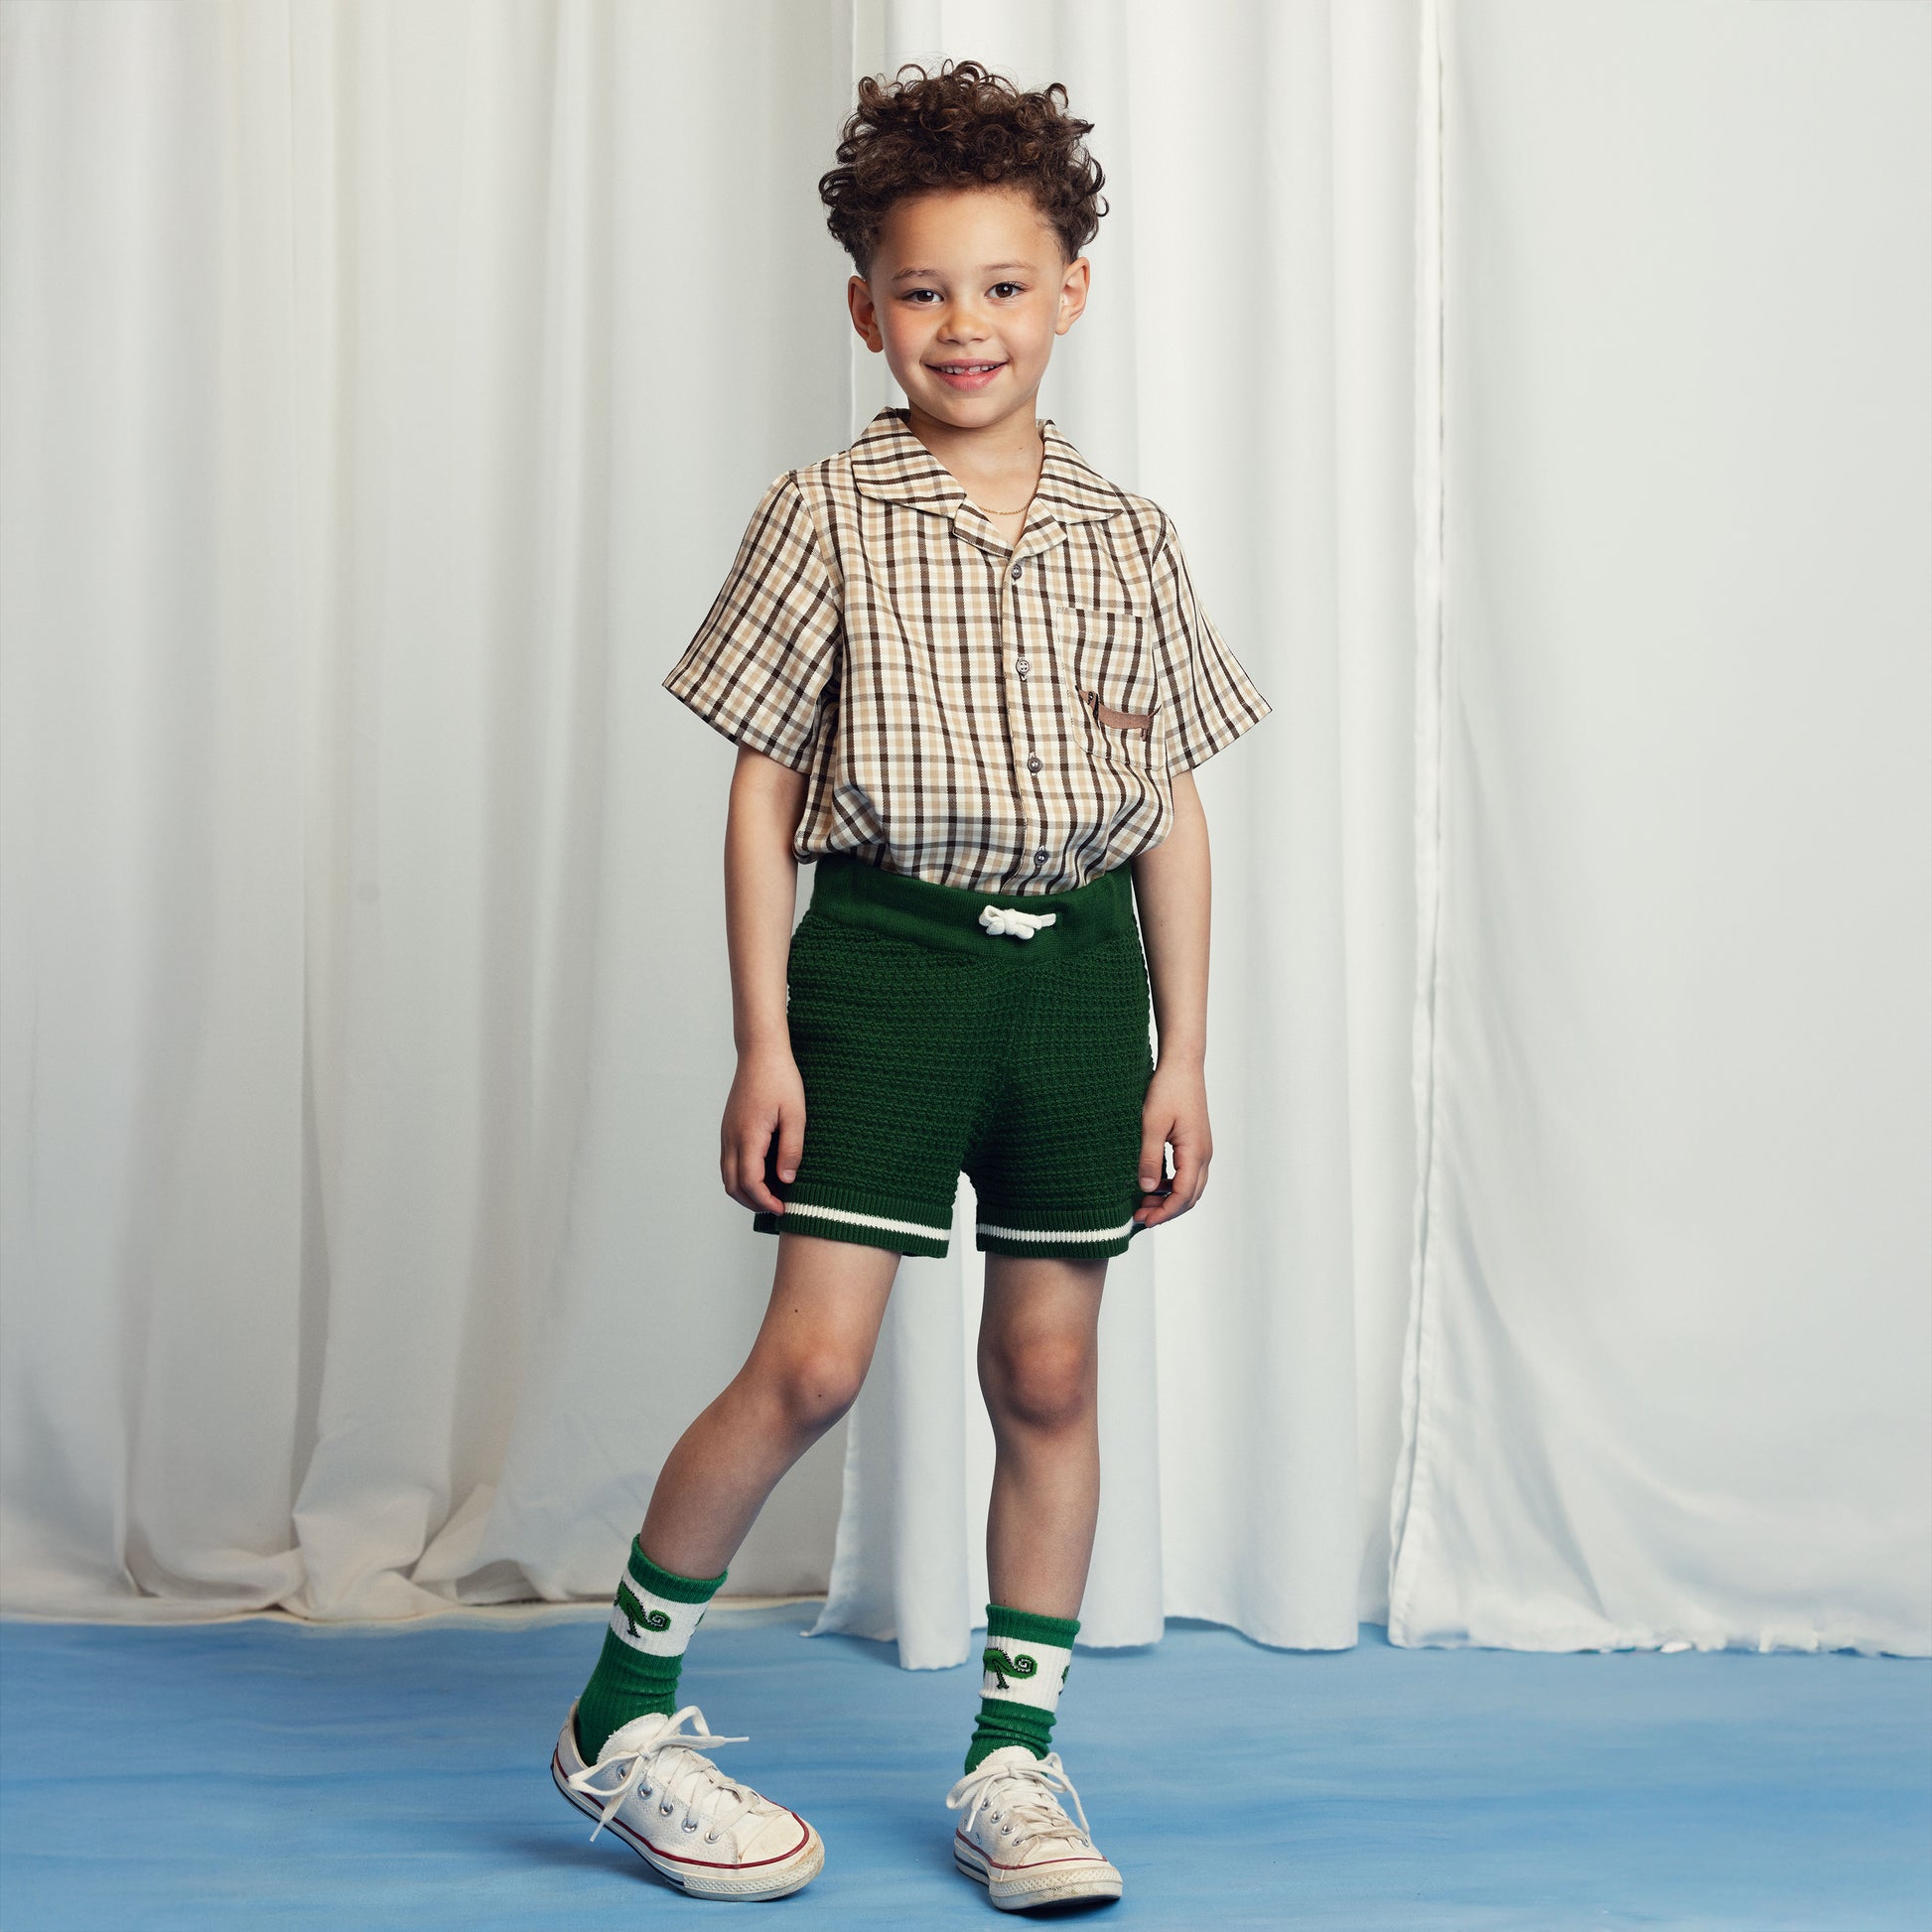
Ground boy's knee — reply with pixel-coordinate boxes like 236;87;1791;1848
982;1330;1095;1434
771;1344;867;1437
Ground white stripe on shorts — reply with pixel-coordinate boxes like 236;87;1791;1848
976;1219;1136;1244
784;1201;951;1241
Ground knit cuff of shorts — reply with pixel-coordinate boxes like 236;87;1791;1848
753;1182;953;1259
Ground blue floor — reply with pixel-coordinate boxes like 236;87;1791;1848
2;1607;1927;1930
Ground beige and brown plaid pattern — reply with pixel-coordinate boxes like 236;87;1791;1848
664;407;1271;894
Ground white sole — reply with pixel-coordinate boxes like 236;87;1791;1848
551;1744;824;1901
954;1834;1124;1910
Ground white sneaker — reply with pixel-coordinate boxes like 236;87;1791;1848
946;1743;1123;1911
551;1701;824;1900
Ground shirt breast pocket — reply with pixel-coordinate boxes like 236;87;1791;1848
1049;605;1162;769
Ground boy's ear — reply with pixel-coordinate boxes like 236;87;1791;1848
1054;255;1092;337
848;274;885;352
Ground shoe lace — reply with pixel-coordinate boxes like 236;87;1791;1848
945;1749;1093;1848
565;1705;756;1846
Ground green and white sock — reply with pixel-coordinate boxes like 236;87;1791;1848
573;1537;726;1763
964;1602;1079;1773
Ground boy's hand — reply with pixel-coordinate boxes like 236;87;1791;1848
1134;1059;1212;1230
721;1043;806;1215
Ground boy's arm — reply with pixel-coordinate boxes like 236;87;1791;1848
1128;767;1213;1229
720;744;809;1215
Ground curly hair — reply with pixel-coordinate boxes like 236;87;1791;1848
818;61;1107;277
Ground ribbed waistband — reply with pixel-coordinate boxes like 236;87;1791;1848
807;852;1137;960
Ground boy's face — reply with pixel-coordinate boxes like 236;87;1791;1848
848;187;1090;431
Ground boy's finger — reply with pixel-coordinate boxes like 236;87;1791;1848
1138;1146;1202;1228
1170;1144;1203;1212
740;1129;783;1214
1134;1171;1175;1226
1136;1186;1178;1229
775;1107;805;1186
1137;1120;1171;1194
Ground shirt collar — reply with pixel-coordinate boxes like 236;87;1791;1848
847;407;1127;531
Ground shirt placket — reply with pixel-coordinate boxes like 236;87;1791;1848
992;519;1065;887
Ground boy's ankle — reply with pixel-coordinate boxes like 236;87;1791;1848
965;1602;1079;1773
573;1537;727;1763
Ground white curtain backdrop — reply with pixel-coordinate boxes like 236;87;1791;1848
3;0;1926;1661
1387;0;1932;1657
2;0;864;1617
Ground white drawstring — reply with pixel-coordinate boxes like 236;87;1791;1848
945;1748;1093;1844
566;1705;754;1845
979;904;1057;940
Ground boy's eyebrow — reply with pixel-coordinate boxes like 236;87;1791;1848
890;261;1035;282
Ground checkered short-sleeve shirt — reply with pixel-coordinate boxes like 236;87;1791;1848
663;407;1270;895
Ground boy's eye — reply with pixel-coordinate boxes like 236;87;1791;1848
901;288;940;303
990;282;1024;298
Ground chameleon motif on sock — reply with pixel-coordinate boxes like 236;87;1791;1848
615;1582;671;1638
982;1646;1039;1690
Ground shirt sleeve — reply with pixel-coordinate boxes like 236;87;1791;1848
1147;513;1271;772
662;472;842;771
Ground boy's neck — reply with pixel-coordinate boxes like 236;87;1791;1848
901;401;1045;505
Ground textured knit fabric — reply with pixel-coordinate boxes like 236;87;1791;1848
966;1603;1080;1773
573;1539;726;1763
751;854;1154;1261
661;407;1271;895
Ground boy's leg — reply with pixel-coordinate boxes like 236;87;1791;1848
969;1253;1105;1768
641;1230;900;1576
944;1253;1122;1908
574;1231;898;1759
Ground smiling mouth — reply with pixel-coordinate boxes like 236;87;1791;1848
930;361;1006;375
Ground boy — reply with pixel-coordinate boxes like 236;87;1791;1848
550;60;1268;1910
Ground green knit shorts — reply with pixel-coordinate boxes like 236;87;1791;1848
752;852;1155;1262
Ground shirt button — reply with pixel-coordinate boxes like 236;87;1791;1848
1034;848;1048;867
1014;659;1031;679
1027;754;1042;773
1011;562;1024;581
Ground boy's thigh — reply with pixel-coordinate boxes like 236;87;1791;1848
746;1229;902;1368
979;1251;1108;1345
